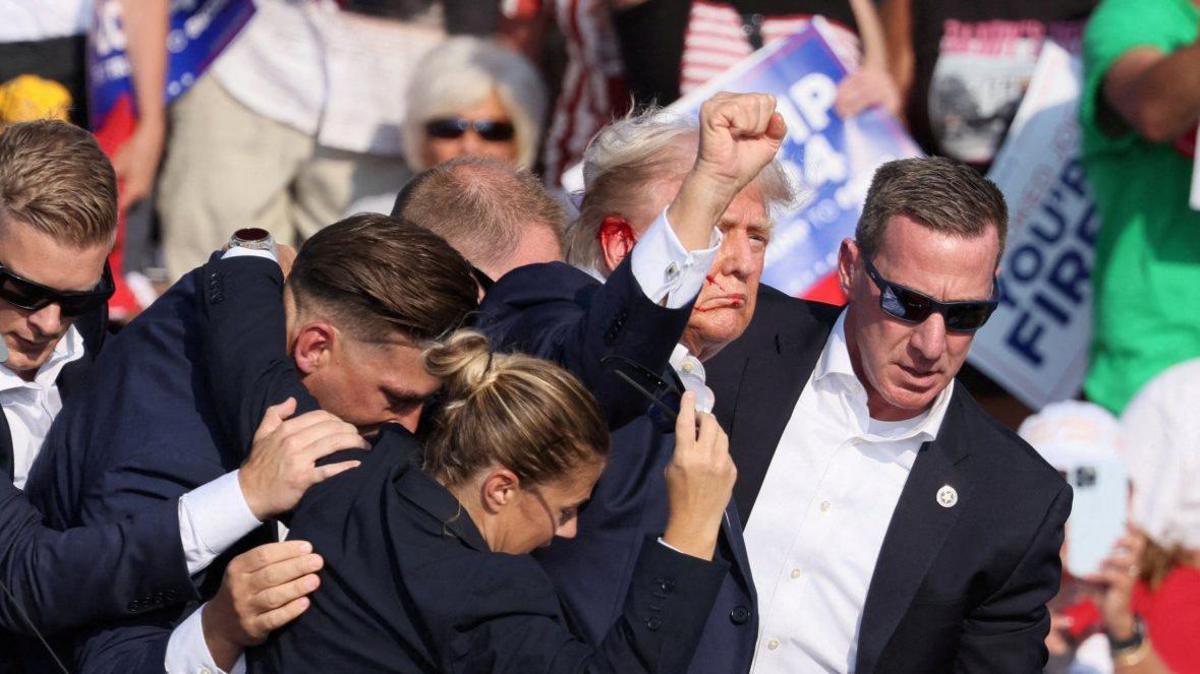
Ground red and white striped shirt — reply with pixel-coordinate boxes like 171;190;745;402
680;0;861;95
504;0;628;188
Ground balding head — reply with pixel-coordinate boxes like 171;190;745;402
392;157;565;281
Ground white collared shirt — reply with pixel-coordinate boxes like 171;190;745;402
744;312;953;673
0;325;84;489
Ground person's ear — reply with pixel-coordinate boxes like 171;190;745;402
480;468;520;514
291;321;337;375
838;238;859;298
599;214;637;273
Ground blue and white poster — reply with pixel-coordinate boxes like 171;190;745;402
89;0;255;131
666;19;923;300
968;42;1096;410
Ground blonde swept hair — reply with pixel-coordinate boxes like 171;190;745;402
0;119;117;248
421;331;609;487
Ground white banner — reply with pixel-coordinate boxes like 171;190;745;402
968;41;1099;410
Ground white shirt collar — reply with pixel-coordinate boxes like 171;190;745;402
813;312;954;444
0;325;85;392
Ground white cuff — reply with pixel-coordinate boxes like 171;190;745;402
164;603;246;674
178;470;262;576
630;208;722;309
657;536;685;554
222;247;278;263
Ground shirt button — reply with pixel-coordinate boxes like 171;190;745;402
767;639;780;651
820;500;832;513
666;261;680;278
790;568;802;579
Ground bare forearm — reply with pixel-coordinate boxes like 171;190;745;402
120;0;169;128
1106;43;1200;143
849;0;888;71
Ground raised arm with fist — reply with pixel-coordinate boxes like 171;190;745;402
668;91;788;250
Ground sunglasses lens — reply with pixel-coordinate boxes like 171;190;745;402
881;285;933;323
0;274;50;312
945;302;996;331
425;119;466;140
475;121;516;142
56;294;106;317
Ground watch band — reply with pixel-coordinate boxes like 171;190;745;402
1107;614;1146;654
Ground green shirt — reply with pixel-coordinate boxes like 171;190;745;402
1080;0;1200;413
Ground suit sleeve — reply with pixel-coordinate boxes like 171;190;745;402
0;479;194;636
479;257;693;429
445;539;728;674
197;256;320;454
953;483;1072;672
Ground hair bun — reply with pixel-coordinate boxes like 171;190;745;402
423;330;494;399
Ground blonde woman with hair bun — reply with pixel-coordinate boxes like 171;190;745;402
248;330;738;673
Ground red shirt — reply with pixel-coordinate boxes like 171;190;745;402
1134;566;1200;673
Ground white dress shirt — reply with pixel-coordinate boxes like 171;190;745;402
0;325;84;489
744;313;953;673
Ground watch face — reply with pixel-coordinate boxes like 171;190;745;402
234;227;272;243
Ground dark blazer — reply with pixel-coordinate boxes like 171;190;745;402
478;260;759;674
23;258;275;674
705;286;1072;673
1;299;197;674
185;256;733;673
247;429;729;674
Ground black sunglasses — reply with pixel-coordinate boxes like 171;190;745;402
425;118;516;143
0;262;115;316
862;255;997;332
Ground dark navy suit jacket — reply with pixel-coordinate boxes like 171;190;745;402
183;255;733;672
2;302;195;674
705;287;1072;673
478;260;758;674
24;258;274;673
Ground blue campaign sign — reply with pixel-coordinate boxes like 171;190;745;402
88;0;255;125
667;21;922;298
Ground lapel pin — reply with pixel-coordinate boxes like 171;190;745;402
936;485;958;508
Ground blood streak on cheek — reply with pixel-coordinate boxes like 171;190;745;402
694;274;734;313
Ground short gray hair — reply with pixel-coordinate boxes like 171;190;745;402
402;37;548;172
857;157;1008;265
567;107;795;274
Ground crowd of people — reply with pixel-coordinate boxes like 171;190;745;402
0;0;1198;673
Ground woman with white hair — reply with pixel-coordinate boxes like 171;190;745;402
1093;358;1200;673
402;36;549;172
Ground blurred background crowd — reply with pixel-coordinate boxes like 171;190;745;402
1;0;1198;672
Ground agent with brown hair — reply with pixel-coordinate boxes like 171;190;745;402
22;213;479;673
0;119;375;674
242;330;737;672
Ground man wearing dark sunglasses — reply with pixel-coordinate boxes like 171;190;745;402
701;156;1070;673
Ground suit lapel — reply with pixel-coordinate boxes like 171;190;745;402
719;500;756;599
854;388;972;674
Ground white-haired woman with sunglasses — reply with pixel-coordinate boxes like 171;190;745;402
402;37;548;173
